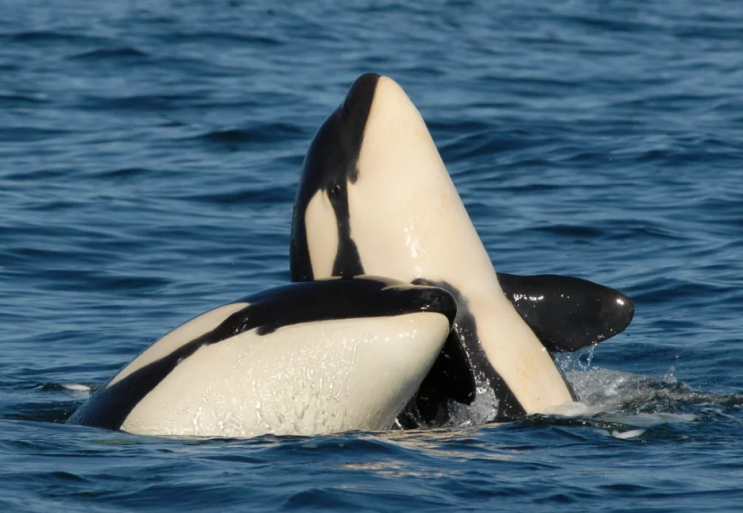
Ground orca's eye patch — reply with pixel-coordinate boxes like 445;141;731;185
329;184;342;199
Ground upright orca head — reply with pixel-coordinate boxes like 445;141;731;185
291;73;637;422
291;73;467;284
291;73;379;282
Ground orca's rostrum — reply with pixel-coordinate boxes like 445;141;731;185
291;73;634;425
68;277;457;437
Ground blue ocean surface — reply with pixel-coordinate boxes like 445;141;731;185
1;0;743;511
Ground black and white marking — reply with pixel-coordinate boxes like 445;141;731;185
68;276;457;437
291;73;635;425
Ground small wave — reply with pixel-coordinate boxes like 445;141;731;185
80;93;207;112
520;219;687;243
1;168;69;182
562;13;654;34
438;128;545;162
3;402;81;424
527;223;605;239
0;127;70;143
492;183;564;194
194;123;305;146
628;276;736;306
89;167;152;181
0;92;47;106
43;271;172;294
1;30;108;45
179;185;295;206
163;30;283;46
69;47;149;61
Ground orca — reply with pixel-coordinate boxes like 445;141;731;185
67;276;457;437
290;73;634;425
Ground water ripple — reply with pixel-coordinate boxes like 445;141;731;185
1;0;743;511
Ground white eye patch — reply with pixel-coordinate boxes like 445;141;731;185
304;190;340;279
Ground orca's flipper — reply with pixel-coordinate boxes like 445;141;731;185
496;273;634;353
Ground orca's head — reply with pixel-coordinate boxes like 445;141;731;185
292;73;458;283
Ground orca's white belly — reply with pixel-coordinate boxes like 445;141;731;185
121;312;449;437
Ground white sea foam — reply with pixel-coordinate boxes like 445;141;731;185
561;367;700;427
63;384;91;393
446;385;499;427
610;429;646;439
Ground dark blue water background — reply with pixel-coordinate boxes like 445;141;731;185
2;0;743;511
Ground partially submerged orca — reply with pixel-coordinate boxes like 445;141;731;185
291;73;634;425
67;74;634;438
68;276;457;437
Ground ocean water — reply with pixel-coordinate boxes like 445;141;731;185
1;0;743;511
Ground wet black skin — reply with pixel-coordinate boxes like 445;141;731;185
498;273;634;353
291;73;636;426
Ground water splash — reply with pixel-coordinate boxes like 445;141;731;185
445;385;499;428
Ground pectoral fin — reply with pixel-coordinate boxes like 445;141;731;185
497;273;634;353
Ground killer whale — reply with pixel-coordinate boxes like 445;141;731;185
67;276;457;437
291;73;634;425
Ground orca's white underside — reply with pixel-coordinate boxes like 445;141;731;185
121;312;449;437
